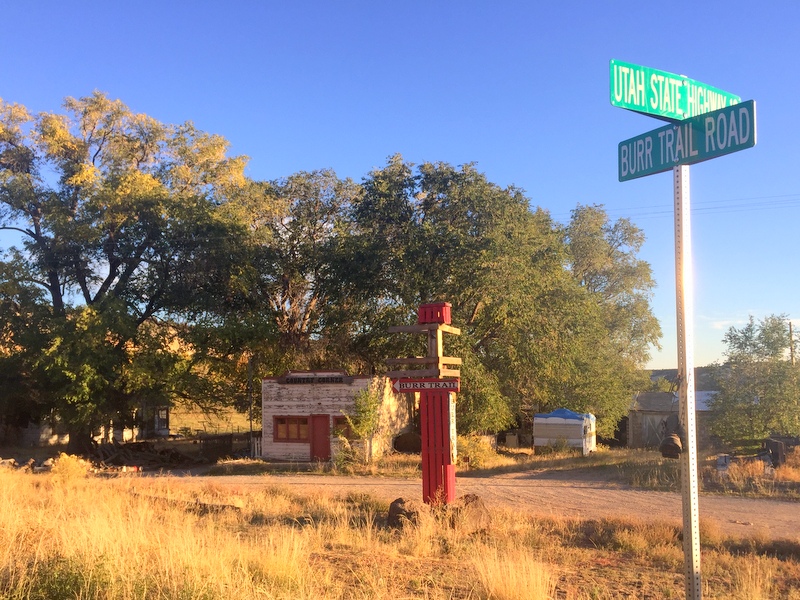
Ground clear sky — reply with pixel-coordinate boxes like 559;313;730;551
2;1;798;369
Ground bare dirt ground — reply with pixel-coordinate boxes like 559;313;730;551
166;468;800;541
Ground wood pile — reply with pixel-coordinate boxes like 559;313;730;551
0;457;56;473
1;442;202;474
90;440;203;470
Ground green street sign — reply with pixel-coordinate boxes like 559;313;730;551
618;100;756;181
610;60;741;122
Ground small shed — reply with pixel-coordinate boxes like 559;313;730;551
627;392;678;449
628;391;715;449
534;408;596;455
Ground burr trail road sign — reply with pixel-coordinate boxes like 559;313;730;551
392;378;460;393
618;100;756;181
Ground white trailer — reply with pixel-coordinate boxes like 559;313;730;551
533;408;596;456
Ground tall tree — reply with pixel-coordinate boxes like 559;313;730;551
222;170;361;373
565;204;661;364
709;315;800;444
0;92;250;449
559;204;660;432
336;156;660;435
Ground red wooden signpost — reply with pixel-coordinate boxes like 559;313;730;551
387;302;460;504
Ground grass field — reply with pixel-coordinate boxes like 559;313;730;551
2;455;800;599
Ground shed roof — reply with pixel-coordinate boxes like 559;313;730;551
534;408;595;421
631;391;715;412
631;392;678;412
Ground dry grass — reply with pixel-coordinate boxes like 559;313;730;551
730;555;776;600
460;444;800;500
2;462;800;599
703;447;800;499
472;546;554;599
210;451;424;478
776;447;800;483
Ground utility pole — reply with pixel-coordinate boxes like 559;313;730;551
790;320;796;366
248;355;254;457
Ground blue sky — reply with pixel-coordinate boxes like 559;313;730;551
2;1;798;369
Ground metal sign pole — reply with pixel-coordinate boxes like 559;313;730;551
673;164;702;599
611;60;757;600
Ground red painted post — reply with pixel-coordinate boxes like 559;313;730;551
387;302;459;505
420;393;432;501
420;389;456;504
442;393;456;504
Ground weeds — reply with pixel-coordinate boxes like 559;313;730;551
731;555;775;600
1;467;799;599
704;449;800;499
472;546;554;600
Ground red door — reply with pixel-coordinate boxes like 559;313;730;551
310;414;331;461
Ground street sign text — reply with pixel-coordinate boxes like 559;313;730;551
610;60;741;122
618;100;756;181
392;379;460;393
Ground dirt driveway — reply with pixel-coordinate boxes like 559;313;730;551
172;469;799;541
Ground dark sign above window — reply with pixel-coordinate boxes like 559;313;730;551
277;372;354;385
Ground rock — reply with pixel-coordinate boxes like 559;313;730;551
448;493;492;534
387;497;429;528
393;432;422;453
388;495;490;533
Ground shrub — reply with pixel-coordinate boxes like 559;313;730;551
51;453;91;480
456;435;496;469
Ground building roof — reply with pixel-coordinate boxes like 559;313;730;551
632;392;678;412
694;391;717;411
631;390;716;412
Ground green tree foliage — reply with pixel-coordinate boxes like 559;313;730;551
1;95;663;443
560;205;660;433
648;376;674;393
565;204;661;363
335;156;659;436
709;315;800;444
343;382;384;464
0;93;251;447
0;257;53;426
247;170;359;367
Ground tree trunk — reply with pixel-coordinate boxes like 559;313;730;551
66;427;95;457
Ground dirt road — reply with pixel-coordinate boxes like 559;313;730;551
173;469;799;541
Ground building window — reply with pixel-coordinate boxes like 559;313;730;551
155;407;169;432
273;416;309;442
332;416;354;439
